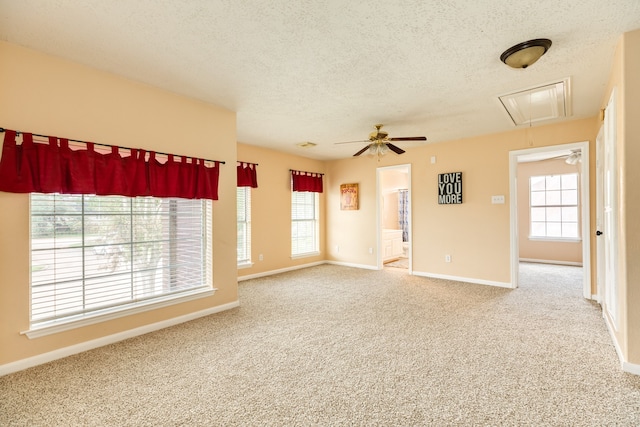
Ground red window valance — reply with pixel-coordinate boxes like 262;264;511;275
291;169;323;193
237;162;258;188
0;129;221;200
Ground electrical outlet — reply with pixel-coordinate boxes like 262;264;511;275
259;254;263;261
336;245;340;253
445;254;451;263
369;247;373;254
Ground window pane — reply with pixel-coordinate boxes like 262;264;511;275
291;191;319;255
531;192;546;206
546;175;561;190
562;206;578;222
547;222;562;237
531;207;546;221
562;173;578;190
530;176;546;191
546;190;561;205
546;207;561;222
562;222;579;238
561;189;577;205
531;222;546;237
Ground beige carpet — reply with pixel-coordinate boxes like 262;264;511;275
1;263;639;426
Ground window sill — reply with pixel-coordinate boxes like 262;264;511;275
22;287;216;339
237;261;254;270
291;251;321;260
528;237;582;243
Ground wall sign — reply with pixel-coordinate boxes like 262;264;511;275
340;183;359;210
438;172;463;204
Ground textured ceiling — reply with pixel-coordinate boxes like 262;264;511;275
1;1;639;160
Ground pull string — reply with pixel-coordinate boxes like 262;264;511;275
0;127;226;165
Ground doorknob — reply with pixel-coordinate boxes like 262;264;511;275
596;230;603;236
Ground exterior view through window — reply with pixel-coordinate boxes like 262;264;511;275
529;173;579;239
291;191;319;256
30;194;212;326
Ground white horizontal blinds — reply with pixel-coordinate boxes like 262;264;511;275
530;173;579;238
291;191;319;255
236;187;251;264
30;194;211;324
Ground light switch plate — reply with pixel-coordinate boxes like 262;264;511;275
491;195;505;204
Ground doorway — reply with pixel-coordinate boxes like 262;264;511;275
377;164;411;272
509;142;591;298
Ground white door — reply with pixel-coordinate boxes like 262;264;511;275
602;89;618;328
595;126;604;303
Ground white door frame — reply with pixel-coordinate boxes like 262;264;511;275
376;164;412;273
508;142;591;298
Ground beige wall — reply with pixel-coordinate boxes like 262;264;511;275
517;159;583;264
236;143;325;278
327;118;598;285
0;42;238;366
600;29;640;366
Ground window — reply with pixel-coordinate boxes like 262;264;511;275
530;173;579;239
30;194;212;330
291;191;319;256
237;187;251;266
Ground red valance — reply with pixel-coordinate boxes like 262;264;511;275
291;169;323;193
0;129;220;200
237;162;258;188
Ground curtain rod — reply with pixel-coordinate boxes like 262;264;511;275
0;127;225;165
238;161;259;166
290;169;324;176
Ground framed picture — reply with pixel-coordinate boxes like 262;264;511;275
340;183;359;210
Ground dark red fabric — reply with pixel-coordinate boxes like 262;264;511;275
237;162;258;188
194;158;220;200
0;130;36;193
95;146;129;196
0;130;220;199
291;170;323;193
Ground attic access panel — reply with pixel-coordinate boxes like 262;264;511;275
498;78;571;126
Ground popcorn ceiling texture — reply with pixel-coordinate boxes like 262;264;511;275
1;263;639;426
0;1;639;159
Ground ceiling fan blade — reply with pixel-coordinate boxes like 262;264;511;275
386;143;405;155
389;136;427;141
335;139;369;145
353;145;371;156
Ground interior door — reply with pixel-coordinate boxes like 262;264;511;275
602;89;618;328
595;126;604;303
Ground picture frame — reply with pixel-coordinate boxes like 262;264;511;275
340;183;359;210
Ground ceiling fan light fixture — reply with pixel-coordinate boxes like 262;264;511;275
500;39;552;69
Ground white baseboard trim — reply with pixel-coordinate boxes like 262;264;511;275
413;271;513;289
603;312;640;376
519;258;583;267
0;301;239;377
325;260;379;270
238;261;326;281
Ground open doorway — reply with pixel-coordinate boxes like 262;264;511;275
377;164;411;272
509;142;591;298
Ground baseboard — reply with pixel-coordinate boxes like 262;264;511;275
0;301;240;377
325;260;379;270
238;261;326;281
412;271;513;289
603;312;640;376
519;258;583;267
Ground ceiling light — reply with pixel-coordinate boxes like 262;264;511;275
500;39;552;69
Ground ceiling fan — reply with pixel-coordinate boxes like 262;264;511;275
336;124;427;157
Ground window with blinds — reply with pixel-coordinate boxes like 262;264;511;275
30;194;212;327
237;187;251;266
529;173;579;239
291;191;319;256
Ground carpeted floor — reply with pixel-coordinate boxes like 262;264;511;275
1;263;639;426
